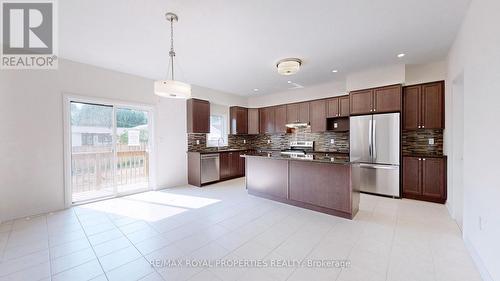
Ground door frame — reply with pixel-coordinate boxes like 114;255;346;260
63;93;156;207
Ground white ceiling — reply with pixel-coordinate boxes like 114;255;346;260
59;0;470;96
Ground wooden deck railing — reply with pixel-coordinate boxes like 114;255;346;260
71;144;149;194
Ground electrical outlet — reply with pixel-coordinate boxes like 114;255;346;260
330;139;335;144
243;139;247;144
334;123;338;129
196;140;200;145
267;139;271;144
428;138;435;145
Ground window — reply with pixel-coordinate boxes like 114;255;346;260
207;115;228;147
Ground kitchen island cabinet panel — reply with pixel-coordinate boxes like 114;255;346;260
289;161;351;213
246;157;288;200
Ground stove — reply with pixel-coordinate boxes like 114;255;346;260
280;141;314;157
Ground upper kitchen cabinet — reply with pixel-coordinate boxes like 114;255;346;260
287;102;309;123
187;98;210;133
350;89;373;115
403;81;444;130
274;105;287;133
229;106;248;135
373;85;402;113
247;108;259;134
339;96;350;117
421;82;445;129
350;85;402;115
259;107;275;134
326;95;350;118
310;99;326;132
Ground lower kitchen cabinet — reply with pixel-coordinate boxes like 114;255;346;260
220;151;245;180
403;156;447;203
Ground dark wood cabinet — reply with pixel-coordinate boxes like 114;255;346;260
286;102;309;123
274;105;287;133
289;161;351;213
219;152;230;180
350;89;373;115
422;158;445;199
259;107;275;134
402;157;421;195
220;151;246;180
326;98;340;118
403;85;421;130
421;82;444;129
229;106;248;135
339;96;350;117
310;99;326;133
286;103;299;123
298;102;310;123
187;99;210;133
403;81;444;130
402;156;447;203
350;85;402;115
247;108;259;134
327;95;350;118
373;85;402;113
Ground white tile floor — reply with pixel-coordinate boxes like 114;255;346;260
0;178;482;281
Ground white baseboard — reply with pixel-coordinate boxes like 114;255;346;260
464;236;494;281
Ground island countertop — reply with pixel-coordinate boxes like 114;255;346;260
241;151;351;165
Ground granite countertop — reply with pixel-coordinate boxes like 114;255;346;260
242;151;351;165
188;148;252;154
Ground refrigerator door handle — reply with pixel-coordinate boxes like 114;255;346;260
368;119;372;160
372;119;377;161
359;163;399;170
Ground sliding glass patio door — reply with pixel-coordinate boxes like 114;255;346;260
69;101;152;204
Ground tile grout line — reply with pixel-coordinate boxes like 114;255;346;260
73;208;111;281
105;213;167;281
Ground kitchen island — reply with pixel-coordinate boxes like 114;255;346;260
243;152;360;219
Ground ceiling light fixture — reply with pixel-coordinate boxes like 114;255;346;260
397;53;406;58
276;58;302;76
331;69;338;73
154;12;191;99
287;80;292;84
253;88;259;92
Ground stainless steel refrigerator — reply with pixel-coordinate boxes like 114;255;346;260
350;113;400;197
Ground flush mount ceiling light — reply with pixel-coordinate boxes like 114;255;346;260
397;53;406;58
154;12;192;99
276;58;302;76
331;69;338;73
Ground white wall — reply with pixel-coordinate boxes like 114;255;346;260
446;0;500;280
346;64;405;91
405;61;447;85
0;59;238;222
247;80;346;108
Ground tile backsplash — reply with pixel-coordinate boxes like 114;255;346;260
402;129;444;156
187;127;349;153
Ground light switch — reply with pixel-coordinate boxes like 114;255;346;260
330;139;335;144
267;139;271;144
428;138;435;145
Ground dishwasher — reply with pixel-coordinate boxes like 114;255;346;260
201;154;220;184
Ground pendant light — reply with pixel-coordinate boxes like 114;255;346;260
154;12;192;98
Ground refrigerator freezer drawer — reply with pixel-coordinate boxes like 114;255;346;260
358;164;400;197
